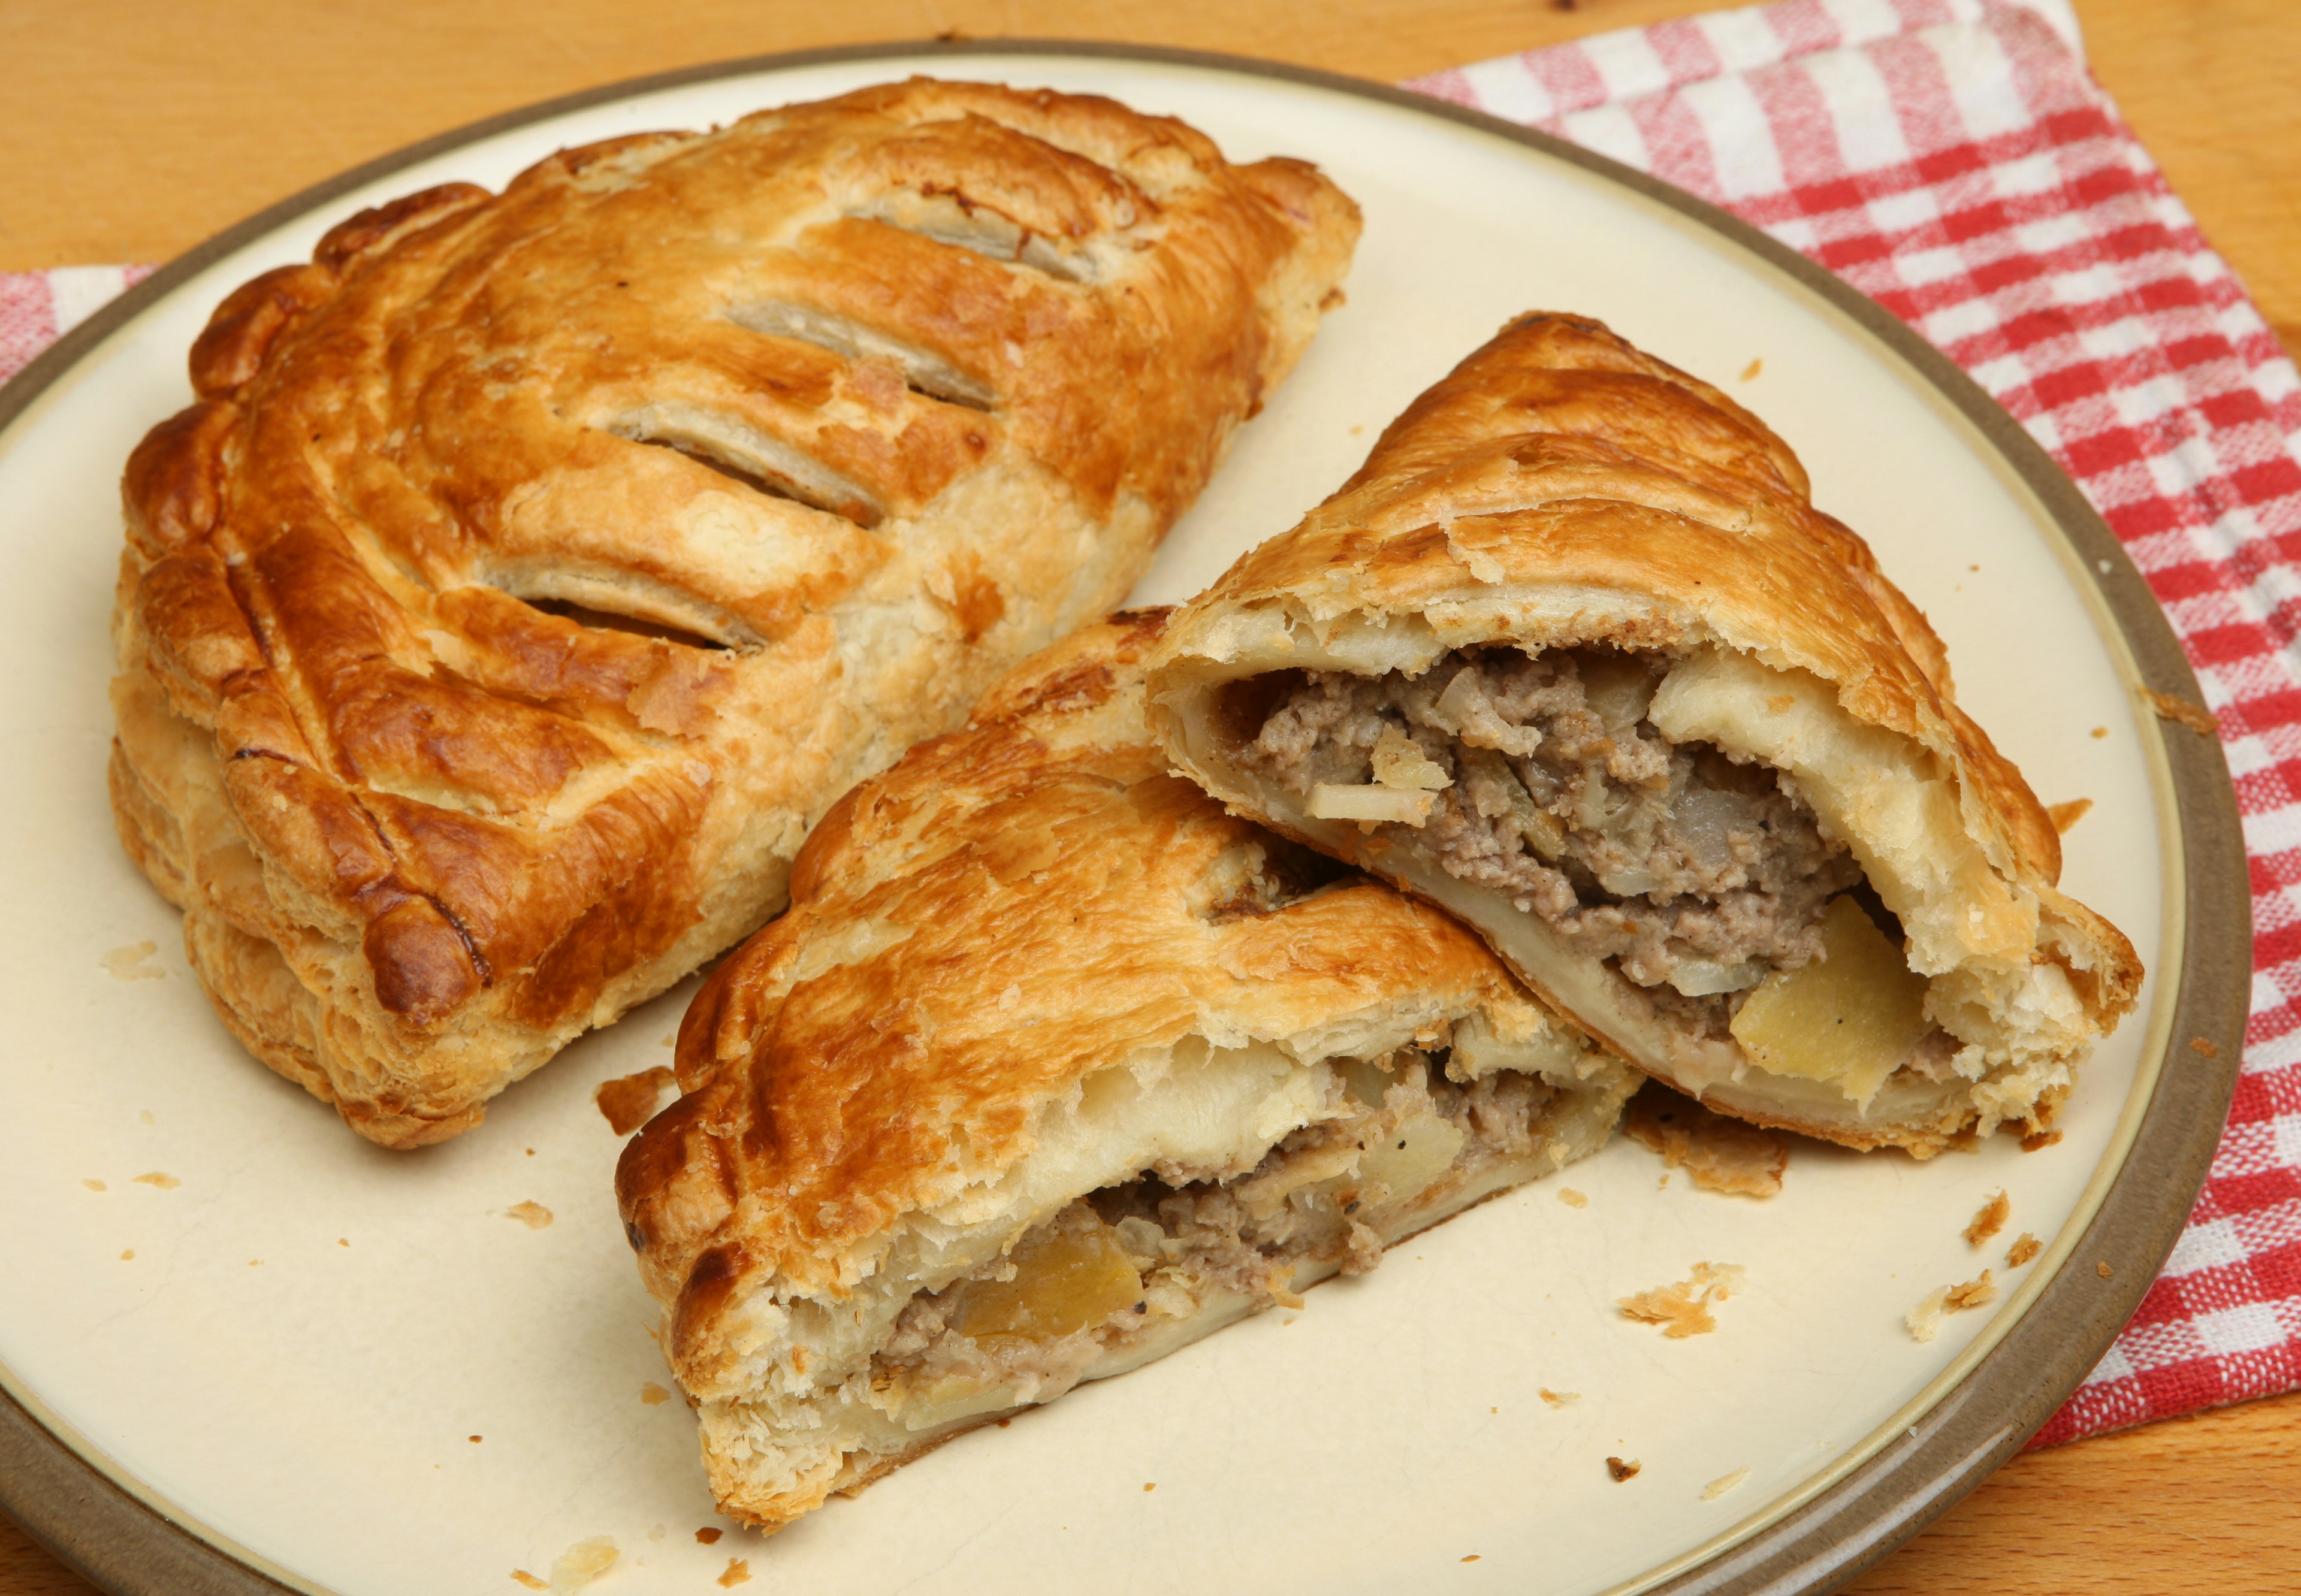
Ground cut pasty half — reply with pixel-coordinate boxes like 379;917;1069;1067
108;78;1360;1145
1148;313;2140;1155
615;609;1633;1530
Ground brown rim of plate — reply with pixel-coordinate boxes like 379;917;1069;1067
0;37;2249;1596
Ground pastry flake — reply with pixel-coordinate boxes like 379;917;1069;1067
1618;1261;1744;1338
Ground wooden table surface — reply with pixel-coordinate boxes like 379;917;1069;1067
4;0;2295;1590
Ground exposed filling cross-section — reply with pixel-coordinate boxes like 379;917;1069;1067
1228;646;1864;1035
867;1052;1569;1426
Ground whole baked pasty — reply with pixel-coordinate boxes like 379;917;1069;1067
1147;313;2140;1156
615;610;1633;1530
107;78;1360;1146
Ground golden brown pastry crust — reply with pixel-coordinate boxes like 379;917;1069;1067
108;78;1361;1146
1147;313;2142;1154
615;610;1630;1527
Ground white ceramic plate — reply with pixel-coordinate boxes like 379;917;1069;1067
0;43;2243;1596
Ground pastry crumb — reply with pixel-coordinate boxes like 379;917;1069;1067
1539;1388;1580;1407
1556;1187;1588;1208
2019;1129;2063;1153
2190;1037;2221;1059
2006;1233;2042;1268
1906;1271;1997;1342
1461;1553;1481;1562
83;1179;105;1192
694;1527;723;1544
595;1066;677;1135
119;1249;134;1261
1964;1190;2010;1248
717;1559;751;1587
132;1172;180;1190
1944;1273;1997;1311
101;941;165;981
640;1383;671;1406
1740;357;1763;380
2089;726;2108;739
548;1535;617;1591
506;1201;554;1229
2046;798;2092;833
2140;688;2217;735
1702;1466;1750;1501
1623;1085;1787;1197
2097;1260;2116;1279
1606;1456;1641;1482
1619;1261;1744;1338
511;1574;548;1591
469;1435;482;1443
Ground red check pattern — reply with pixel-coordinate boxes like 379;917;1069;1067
0;265;149;385
2;0;2292;1450
1411;0;2301;1446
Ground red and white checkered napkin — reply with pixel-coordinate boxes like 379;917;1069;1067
1410;0;2301;1446
0;265;150;385
3;0;2294;1449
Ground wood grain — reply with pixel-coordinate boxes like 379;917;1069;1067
0;1518;92;1596
1844;1392;2301;1595
2;0;2296;367
2;0;2294;1591
2080;0;2301;360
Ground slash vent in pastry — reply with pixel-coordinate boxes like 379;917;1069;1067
1147;313;2140;1156
615;610;1634;1530
107;78;1360;1146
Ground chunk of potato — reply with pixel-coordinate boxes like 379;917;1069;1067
1357;1111;1467;1208
956;1223;1143;1343
1728;896;1931;1109
1336;1053;1397;1109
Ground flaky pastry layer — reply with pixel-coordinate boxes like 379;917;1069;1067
614;612;1633;1529
1146;313;2141;1154
108;78;1360;1145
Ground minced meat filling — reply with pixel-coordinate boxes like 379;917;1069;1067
874;1056;1558;1404
1230;646;1860;1023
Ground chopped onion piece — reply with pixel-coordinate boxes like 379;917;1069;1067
1668;958;1764;997
1435;667;1543;757
1370;724;1453;790
1598;865;1660;897
1308;783;1436;826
